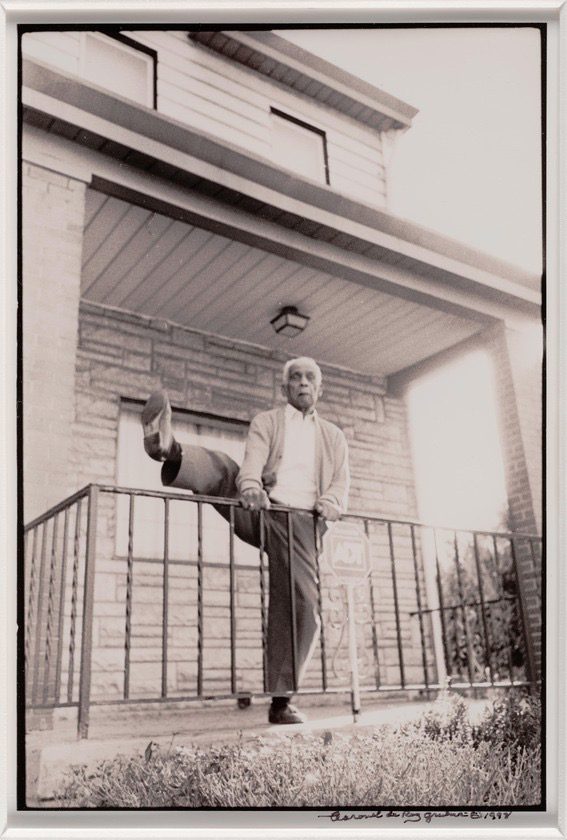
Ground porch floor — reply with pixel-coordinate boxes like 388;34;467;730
27;693;492;803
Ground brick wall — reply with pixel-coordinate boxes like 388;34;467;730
483;322;543;679
22;162;87;521
65;301;432;699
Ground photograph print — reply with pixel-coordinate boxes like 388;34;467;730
18;21;544;818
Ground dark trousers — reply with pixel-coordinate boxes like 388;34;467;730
162;446;323;695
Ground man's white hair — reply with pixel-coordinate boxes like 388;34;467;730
282;357;322;386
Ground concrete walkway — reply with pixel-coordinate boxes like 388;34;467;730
28;694;491;802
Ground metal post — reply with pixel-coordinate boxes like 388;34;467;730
313;515;328;692
259;510;268;693
123;494;135;700
452;531;475;686
433;529;451;682
161;498;170;699
78;486;99;739
43;514;59;704
197;502;204;697
346;585;361;722
364;519;381;689
68;499;82;704
229;505;237;695
286;513;299;693
510;537;538;694
410;524;429;689
387;522;405;688
472;533;494;685
54;507;70;703
32;523;48;705
492;536;515;683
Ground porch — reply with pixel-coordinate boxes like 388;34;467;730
24;483;542;740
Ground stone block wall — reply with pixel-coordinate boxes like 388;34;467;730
64;301;433;699
22;162;87;522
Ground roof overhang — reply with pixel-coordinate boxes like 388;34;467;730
188;30;418;132
22;59;541;327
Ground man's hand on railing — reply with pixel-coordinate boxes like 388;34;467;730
240;487;271;511
314;498;342;522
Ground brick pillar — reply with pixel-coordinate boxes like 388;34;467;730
22;162;87;522
484;321;543;680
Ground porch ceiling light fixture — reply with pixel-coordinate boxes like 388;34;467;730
270;306;310;337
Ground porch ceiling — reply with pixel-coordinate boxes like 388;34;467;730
82;189;482;377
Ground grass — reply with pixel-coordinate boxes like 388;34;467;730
57;691;542;808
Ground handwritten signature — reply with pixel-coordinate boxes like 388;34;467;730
318;809;513;823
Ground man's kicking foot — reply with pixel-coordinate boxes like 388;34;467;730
142;390;174;461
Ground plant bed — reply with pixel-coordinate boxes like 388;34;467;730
56;690;541;809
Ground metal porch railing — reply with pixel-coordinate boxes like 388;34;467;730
23;484;542;737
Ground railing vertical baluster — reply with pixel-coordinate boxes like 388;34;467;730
258;509;268;694
197;502;204;697
472;533;494;685
78;486;99;739
228;506;236;695
43;514;60;704
32;523;48;705
433;529;451;680
387;522;405;688
364;519;381;689
161;498;169;699
510;537;537;693
410;524;429;689
529;539;542;600
287;513;298;693
25;527;39;685
452;531;475;686
54;507;70;703
123;494;135;700
68;499;82;704
313;515;327;692
492;536;515;684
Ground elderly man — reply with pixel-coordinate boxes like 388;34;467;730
142;357;349;724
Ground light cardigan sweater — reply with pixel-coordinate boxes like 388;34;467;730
236;407;350;513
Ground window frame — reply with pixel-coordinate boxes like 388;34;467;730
270;107;330;185
79;31;158;109
120;397;250;436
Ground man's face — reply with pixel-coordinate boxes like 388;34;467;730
282;360;323;414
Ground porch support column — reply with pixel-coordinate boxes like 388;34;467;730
22;155;88;521
483;320;543;681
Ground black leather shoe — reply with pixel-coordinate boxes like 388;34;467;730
142;390;174;461
268;704;307;725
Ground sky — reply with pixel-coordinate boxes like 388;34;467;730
281;27;543;275
280;27;541;529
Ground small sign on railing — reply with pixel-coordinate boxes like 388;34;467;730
323;521;372;583
322;522;373;722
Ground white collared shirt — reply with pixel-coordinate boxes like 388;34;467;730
270;403;318;509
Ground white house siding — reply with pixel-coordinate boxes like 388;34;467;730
21;30;82;76
22;29;388;207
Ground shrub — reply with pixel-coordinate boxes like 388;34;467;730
57;717;541;809
473;690;541;757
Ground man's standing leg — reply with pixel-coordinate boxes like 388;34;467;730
264;512;323;721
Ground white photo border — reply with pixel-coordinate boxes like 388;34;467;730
1;1;565;837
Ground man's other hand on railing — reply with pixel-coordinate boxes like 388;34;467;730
239;487;271;511
314;498;342;522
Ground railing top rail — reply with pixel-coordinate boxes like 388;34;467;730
22;482;542;542
33;483;540;542
23;485;93;532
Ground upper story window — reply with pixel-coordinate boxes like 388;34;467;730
270;108;329;185
80;32;156;108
